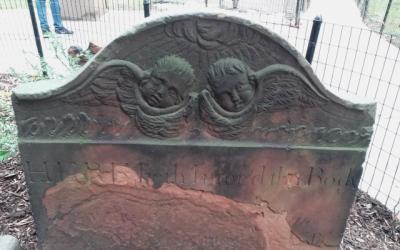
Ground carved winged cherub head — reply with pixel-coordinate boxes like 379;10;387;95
139;55;195;108
207;58;256;112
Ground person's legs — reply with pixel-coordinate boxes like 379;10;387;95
49;0;63;30
36;0;49;32
49;0;73;34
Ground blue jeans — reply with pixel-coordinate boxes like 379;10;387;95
36;0;63;31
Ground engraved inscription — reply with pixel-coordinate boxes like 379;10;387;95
26;160;360;190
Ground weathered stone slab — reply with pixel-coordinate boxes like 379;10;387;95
12;12;375;250
0;235;21;250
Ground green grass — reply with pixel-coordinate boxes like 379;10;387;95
0;95;18;161
0;0;27;10
384;1;400;35
366;0;400;36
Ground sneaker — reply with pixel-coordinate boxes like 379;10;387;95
42;30;52;38
55;27;73;35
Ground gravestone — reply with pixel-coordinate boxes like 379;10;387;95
59;0;107;20
12;12;375;249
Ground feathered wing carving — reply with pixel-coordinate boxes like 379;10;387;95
199;64;329;139
254;64;329;112
62;60;193;139
199;90;255;140
134;98;193;139
62;64;140;106
61;59;144;106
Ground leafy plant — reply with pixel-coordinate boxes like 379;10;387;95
10;33;94;83
0;96;17;161
2;34;93;161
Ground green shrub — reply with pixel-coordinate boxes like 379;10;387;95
0;96;17;161
2;35;93;161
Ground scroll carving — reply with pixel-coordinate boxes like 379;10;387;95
254;125;373;146
20;112;92;137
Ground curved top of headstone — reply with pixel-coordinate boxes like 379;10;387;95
13;11;375;145
13;12;368;107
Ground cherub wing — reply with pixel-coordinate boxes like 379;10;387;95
134;96;194;139
62;59;193;139
62;60;144;108
254;64;328;112
199;90;255;139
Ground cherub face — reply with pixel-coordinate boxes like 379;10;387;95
212;73;255;112
197;20;224;41
140;72;181;108
139;55;194;109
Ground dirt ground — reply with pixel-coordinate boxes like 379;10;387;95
0;156;399;250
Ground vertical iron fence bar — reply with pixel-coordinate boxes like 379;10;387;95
354;30;372;94
305;16;322;64
144;0;150;17
27;0;47;76
314;22;326;73
330;25;343;89
385;49;400;206
232;0;238;9
302;20;310;55
338;27;353;91
294;0;301;27
346;28;362;93
362;0;369;19
380;0;393;34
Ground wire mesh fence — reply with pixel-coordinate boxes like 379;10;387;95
219;0;309;16
260;15;400;213
0;0;400;214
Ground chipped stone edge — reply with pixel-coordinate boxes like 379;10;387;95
12;10;376;115
0;235;21;250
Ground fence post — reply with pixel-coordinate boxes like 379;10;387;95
27;0;47;76
294;0;301;27
305;16;322;64
232;0;238;9
380;0;393;34
362;0;369;19
144;0;150;17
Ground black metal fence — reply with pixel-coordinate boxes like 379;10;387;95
0;0;400;214
262;14;400;214
219;0;310;25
